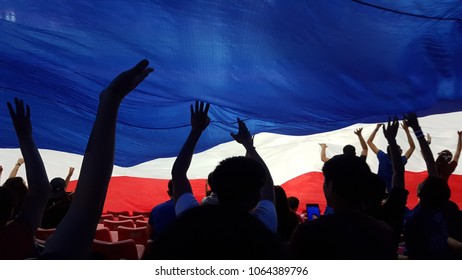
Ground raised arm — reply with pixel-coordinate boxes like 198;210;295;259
171;101;210;203
452;131;462;163
319;143;330;163
64;166;75;190
402;122;416;160
367;123;383;155
354;128;368;158
7;99;50;230
404;113;437;177
8;158;24;178
382;116;404;190
231;119;274;204
42;59;153;259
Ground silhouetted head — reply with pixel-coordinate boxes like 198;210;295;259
386;144;402;156
3;177;27;217
343;145;356;156
50;177;66;200
322;154;372;209
50;177;66;193
274;186;290;215
436;150;453;164
167;180;173;197
287;196;300;212
207;172;216;192
418;176;450;209
209;156;266;211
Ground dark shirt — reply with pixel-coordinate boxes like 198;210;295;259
289;211;395;259
146;205;285;259
41;192;73;229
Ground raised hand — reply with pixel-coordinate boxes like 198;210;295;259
426;133;432;145
101;59;154;105
401;121;409;131
231;118;253;148
376;123;384;129
17;158;24;165
319;143;327;148
7;98;32;140
354;128;363;136
383;116;399;143
458;131;462;138
403;112;419;130
190;101;210;131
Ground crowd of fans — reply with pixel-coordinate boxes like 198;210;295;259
1;59;462;260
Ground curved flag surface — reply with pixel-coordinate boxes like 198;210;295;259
1;1;462;211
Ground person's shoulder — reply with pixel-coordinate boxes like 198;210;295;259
296;215;332;231
151;199;175;214
377;150;386;158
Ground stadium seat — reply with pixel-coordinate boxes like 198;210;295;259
135;219;148;227
118;214;145;224
132;210;151;218
103;219;135;231
35;227;56;241
94;227;115;242
92;239;144;260
99;213;115;223
107;210;130;217
117;226;148;246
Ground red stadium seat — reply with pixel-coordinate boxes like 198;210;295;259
99;213;115;223
103;219;135;231
92;239;144;260
135;219;148;228
118;214;145;224
132;210;151;218
94;227;115;242
107;210;130;217
35;227;56;241
117;226;148;246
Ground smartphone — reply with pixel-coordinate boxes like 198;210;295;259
306;203;321;220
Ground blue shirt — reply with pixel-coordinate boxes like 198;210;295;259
148;199;176;238
377;150;407;192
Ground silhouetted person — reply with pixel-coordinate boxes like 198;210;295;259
147;180;176;240
146;104;283;259
403;113;462;259
40;177;73;229
319;128;368;162
0;99;51;259
289;154;395;259
363;117;408;252
40;59;153;259
435;131;461;182
367;122;415;193
287;196;303;223
274;186;299;242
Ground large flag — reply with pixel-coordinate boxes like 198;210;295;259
1;1;462;212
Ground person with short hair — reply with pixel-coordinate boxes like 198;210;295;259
147;180;176;239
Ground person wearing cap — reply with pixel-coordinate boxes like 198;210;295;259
436;131;462;182
40;168;75;229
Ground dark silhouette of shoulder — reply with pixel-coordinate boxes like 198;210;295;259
147;204;285;259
